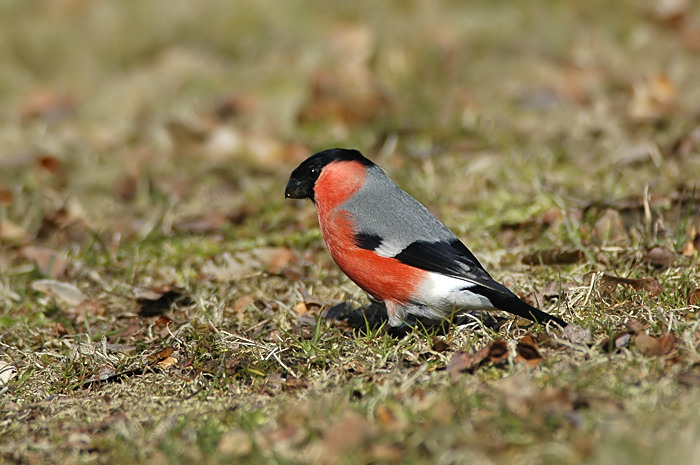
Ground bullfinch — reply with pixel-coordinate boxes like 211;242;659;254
285;148;567;329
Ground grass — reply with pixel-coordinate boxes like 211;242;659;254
1;0;700;464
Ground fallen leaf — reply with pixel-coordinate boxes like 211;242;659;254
323;411;378;457
562;324;592;344
515;336;542;366
614;142;662;166
82;364;117;385
36;155;62;174
52;322;68;336
21;246;68;278
201;247;296;281
522;249;585;266
494;373;538;417
293;301;308;316
156;356;178;370
592;209;629;245
682;22;700;52
431;336;449;353
689;287;700;305
172;212;228;234
217;429;253;457
666;127;700;159
375;404;404;431
625;318;646;334
642;246;675;268
0;361;18;385
0;220;28;242
448;351;477;377
0;187;13;207
681;232;700;256
659;334;676;354
599;274;662;297
147;347;175;363
628;74;676;122
32;279;86;306
540;279;576;300
635;334;664;356
368;444;403;463
67;298;107;324
230;295;255;322
600;331;632;353
448;339;509;376
677;372;700;386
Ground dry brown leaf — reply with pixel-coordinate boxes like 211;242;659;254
431;336;449;353
36;155;62;174
625;318;646;335
217;429;253;457
522;249;585;266
201;247;296;281
681;232;700;257
666;127;700;158
375;404;404;431
148;347;175;364
677;372;700;386
322;411;378;457
494;373;538;417
515;336;542;366
600;331;632;353
367;444;403;463
689;287;700;305
231;295;255;322
600;274;662;297
447;351;476;377
562;324;592;344
642;246;675;268
659;334;676;354
0;220;28;242
634;333;676;356
0;361;18;385
172;212;227;234
32;279;86;306
592;209;629;245
22;246;68;278
68;298;107;324
0;187;13;207
628;74;676;122
448;339;509;376
156;356;178;370
293;301;308;316
635;334;664;356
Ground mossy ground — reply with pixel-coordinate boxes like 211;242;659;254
1;1;699;464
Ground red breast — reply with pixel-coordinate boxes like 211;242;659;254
313;161;426;305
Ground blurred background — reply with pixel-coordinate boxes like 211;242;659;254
0;0;699;253
2;3;700;462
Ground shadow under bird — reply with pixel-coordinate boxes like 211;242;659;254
285;148;567;329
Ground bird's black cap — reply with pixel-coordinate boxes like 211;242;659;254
285;148;374;202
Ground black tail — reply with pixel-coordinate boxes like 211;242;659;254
479;287;568;327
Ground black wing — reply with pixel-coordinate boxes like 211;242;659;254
392;239;512;295
394;240;567;326
355;235;567;326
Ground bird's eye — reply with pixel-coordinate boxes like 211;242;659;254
307;167;319;178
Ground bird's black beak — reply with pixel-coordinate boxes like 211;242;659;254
285;177;307;199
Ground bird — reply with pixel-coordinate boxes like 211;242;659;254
285;148;568;329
